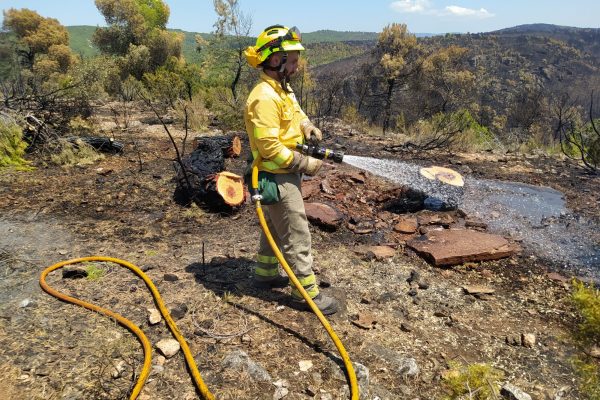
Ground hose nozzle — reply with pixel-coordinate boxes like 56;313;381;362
296;143;344;163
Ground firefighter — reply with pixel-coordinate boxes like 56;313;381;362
244;25;339;315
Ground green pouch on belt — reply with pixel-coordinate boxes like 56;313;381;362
244;168;280;205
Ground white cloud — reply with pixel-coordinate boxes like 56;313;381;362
390;2;494;18
444;5;494;18
389;0;432;14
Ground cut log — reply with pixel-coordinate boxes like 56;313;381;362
174;140;245;211
195;135;242;158
203;172;245;207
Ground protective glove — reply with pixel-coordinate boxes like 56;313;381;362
286;151;323;176
300;120;322;144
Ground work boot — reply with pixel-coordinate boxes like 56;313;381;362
253;274;289;289
294;293;339;315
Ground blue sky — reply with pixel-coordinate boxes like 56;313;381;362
1;0;598;35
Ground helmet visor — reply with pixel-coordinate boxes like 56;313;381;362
284;26;302;43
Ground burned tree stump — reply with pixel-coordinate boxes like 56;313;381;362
194;134;242;158
174;140;245;211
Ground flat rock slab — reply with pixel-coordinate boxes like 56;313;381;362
353;245;396;261
304;202;344;230
394;216;418;234
407;229;515;266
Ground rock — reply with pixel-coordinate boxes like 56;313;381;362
62;267;88;279
354;362;370;399
273;387;288;399
304;202;344;230
112;360;127;379
547;272;569;283
353;245;395;261
407;229;516;266
343;170;366;183
306;385;318;396
406;270;420;284
501;383;532;400
521;333;536;348
156;338;180;358
222;349;271;382
147;308;162;325
553;386;571;400
169;303;188;320
397;357;419;377
163;273;179;281
320;179;335;195
299;360;313;372
350;311;377;330
301;179;321;199
151;365;164;375
19;298;33;308
465;216;488;230
417;212;456;227
241;334;252;344
400;323;413;332
462;285;496;296
394;217;418;234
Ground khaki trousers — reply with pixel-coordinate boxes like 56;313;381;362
255;173;318;298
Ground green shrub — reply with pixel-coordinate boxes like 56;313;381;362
0;118;32;171
452;110;497;151
84;263;105;281
571;280;600;399
572;280;600;345
442;361;504;399
573;358;600;400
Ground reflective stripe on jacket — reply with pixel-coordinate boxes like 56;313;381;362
244;72;308;173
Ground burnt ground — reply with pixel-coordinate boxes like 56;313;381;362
1;106;599;400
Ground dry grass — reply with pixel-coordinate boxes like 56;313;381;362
50;139;104;167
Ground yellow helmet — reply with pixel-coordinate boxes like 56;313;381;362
245;25;305;68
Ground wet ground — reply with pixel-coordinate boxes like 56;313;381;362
0;110;599;399
344;154;599;275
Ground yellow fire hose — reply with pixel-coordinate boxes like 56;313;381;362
250;157;359;400
40;256;215;400
39;159;358;399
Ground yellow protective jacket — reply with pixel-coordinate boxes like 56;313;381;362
244;72;308;173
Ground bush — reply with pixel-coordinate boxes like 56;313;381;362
203;86;245;130
174;96;210;132
442;361;504;399
450;110;497;151
572;280;600;345
571;280;600;399
0;117;32;171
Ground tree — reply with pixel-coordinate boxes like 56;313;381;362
419;45;475;115
93;0;183;79
554;91;600;172
212;0;252;101
375;23;421;133
2;8;71;70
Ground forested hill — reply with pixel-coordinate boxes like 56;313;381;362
306;23;600;152
65;26;380;63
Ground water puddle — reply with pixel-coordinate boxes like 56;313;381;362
343;155;600;274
